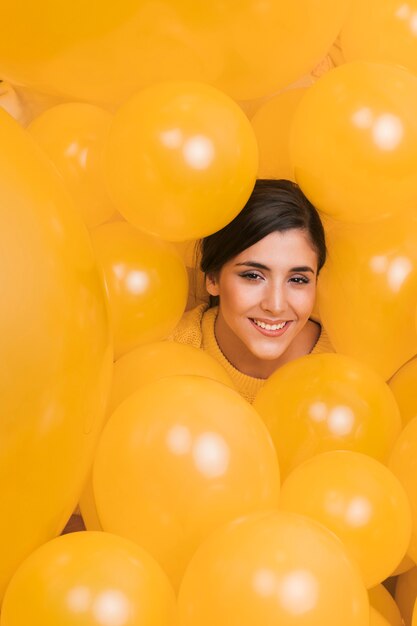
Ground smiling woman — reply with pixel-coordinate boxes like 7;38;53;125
170;179;334;403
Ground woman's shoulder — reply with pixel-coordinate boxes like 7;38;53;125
167;303;209;347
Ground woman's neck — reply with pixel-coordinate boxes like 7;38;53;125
214;314;320;379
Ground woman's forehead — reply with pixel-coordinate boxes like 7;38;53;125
232;229;318;264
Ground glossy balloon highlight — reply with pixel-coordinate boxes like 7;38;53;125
90;222;188;358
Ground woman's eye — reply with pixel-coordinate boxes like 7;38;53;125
290;275;309;284
240;272;262;281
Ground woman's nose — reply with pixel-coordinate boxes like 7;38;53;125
261;283;286;314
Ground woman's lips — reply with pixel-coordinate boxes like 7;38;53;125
249;318;291;337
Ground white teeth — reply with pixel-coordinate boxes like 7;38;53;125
253;319;286;331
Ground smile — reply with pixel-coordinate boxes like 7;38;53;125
252;319;286;330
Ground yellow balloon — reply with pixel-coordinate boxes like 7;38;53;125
370;608;392;626
178;510;370;626
389;417;417;564
0;532;177;626
0;0;350;105
318;217;417;380
340;0;417;80
203;0;351;101
93;375;280;590
389;357;417;426
79;341;235;530
104;82;258;241
251;88;308;181
0;109;112;599
369;584;403;626
109;341;234;416
390;554;416;577
253;353;402;479
290;62;417;222
28;103;115;229
395;567;417;626
280;451;412;588
90;222;188;358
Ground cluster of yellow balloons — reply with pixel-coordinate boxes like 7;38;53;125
3;0;417;624
93;375;280;590
70;345;417;608
0;0;350;104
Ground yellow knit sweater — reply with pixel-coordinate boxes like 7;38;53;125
170;304;334;404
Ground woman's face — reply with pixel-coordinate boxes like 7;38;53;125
206;229;319;375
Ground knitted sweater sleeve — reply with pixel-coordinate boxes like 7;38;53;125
167;304;208;349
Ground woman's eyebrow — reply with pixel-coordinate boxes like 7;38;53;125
235;261;270;270
235;261;316;273
291;266;315;273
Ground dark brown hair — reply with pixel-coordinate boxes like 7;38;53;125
199;179;326;307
